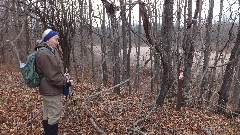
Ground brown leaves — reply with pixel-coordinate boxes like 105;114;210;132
0;65;240;134
0;66;41;135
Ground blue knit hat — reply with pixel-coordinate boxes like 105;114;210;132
39;29;58;43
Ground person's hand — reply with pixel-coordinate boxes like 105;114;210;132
69;79;74;86
63;73;73;85
64;73;70;78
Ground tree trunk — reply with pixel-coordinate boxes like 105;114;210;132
101;2;108;86
134;0;141;90
127;0;132;93
200;0;214;103
232;52;240;112
111;14;121;95
176;0;182;78
156;0;174;106
217;1;240;113
89;0;96;81
182;0;193;105
152;0;160;93
182;0;200;105
78;0;85;80
175;0;182;111
120;0;127;83
208;0;223;105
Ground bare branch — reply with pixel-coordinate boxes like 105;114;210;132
89;118;107;135
6;18;25;63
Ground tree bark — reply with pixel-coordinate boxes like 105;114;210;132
89;0;96;81
120;0;127;83
110;10;121;95
208;0;223;105
200;0;214;103
156;0;174;106
217;0;240;113
127;0;132;93
101;2;108;86
182;0;200;105
134;0;142;90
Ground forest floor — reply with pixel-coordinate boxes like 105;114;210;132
0;65;240;135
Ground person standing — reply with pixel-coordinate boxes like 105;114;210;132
35;29;67;135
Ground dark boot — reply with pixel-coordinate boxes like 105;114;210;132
42;120;48;135
47;123;58;135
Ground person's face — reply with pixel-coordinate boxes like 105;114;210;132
47;36;59;49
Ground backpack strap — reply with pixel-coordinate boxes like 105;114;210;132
35;47;50;81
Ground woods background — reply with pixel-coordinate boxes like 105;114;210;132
0;0;240;134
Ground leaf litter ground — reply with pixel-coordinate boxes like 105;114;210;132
0;65;239;135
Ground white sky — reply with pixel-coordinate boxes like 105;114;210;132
89;0;239;26
203;0;239;22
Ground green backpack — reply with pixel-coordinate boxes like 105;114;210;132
20;47;46;88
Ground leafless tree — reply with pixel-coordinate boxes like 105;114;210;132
181;0;201;105
17;0;78;71
217;0;240;114
101;1;109;86
155;0;174;106
200;0;214;103
207;0;224;106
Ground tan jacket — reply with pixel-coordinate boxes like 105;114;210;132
36;45;65;96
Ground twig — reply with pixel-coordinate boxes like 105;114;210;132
89;118;107;135
138;75;155;114
27;108;43;126
6;18;25;63
200;126;217;135
208;58;237;69
128;127;147;135
129;104;156;134
82;79;130;133
85;79;130;100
